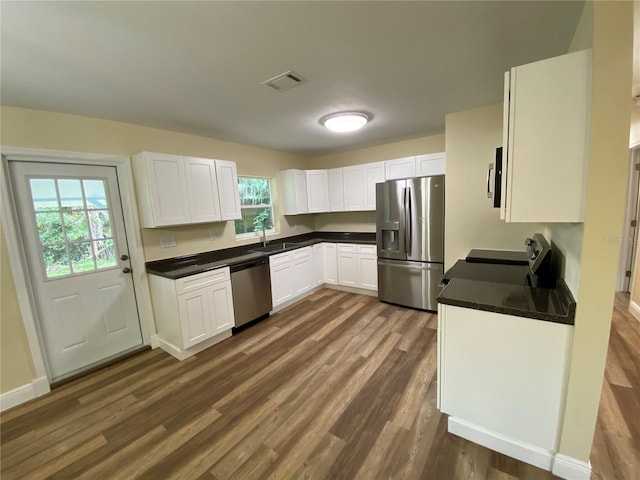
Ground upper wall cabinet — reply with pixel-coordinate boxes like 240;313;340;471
215;160;242;221
133;152;240;227
306;170;330;213
364;161;385;210
385;156;417;180
280;169;308;215
417;153;446;177
502;50;591;223
343;164;366;211
328;168;345;212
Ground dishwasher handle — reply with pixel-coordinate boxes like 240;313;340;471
230;257;269;273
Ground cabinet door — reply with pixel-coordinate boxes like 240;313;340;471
306;170;330;213
358;254;378;291
177;289;213;348
504;50;590;222
293;247;314;295
280;169;308;215
385;157;416;180
337;244;358;287
215;160;242;220
343;165;365;211
328;168;345;212
209;282;234;333
364;162;386;210
185;157;222;223
324;243;338;285
416;153;446;177
314;244;325;286
270;255;293;307
145;153;191;226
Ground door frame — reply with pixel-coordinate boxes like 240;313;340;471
1;146;156;394
619;143;640;292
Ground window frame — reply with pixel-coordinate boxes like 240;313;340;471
234;175;276;239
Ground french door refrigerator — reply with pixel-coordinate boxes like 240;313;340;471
376;175;444;311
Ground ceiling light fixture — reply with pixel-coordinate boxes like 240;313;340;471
322;112;369;133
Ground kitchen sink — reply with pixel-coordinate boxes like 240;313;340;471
249;242;302;253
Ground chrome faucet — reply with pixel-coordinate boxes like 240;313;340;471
262;218;267;247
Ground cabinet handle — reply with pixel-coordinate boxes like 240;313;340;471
487;163;494;199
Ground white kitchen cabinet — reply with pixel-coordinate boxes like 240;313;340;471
148;267;234;359
293;247;314;296
337;243;377;291
357;244;378;291
342;165;365;211
501;49;590;223
133;152;241;227
306;170;330;213
438;303;572;469
314;243;325;286
269;251;294;308
385;156;416;180
323;243;338;285
133;152;191;227
328;168;345;212
185;157;222;224
215;159;242;221
337;244;358;287
280;169;309;215
364;162;386;210
416;153;446;176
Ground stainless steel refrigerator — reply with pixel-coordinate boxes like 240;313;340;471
377;175;444;311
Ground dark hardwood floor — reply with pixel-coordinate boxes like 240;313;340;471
1;288;638;479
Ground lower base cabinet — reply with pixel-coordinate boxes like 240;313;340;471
270;247;314;309
337;243;377;291
149;267;235;359
437;303;572;470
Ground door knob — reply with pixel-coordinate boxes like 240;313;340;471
122;267;131;274
121;254;129;261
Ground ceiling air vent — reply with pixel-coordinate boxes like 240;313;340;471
261;70;306;92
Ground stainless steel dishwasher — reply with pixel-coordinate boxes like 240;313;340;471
230;257;273;328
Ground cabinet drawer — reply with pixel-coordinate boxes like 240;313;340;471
175;267;230;294
357;244;376;255
337;243;357;253
270;251;292;267
293;246;312;259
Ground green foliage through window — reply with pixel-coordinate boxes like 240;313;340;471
235;177;274;235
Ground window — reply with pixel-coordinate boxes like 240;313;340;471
234;177;275;237
29;177;118;278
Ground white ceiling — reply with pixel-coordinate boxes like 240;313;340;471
1;1;584;156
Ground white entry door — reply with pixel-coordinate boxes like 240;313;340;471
10;161;143;381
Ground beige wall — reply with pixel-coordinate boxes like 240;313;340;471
1;224;36;392
0;106;314;261
309;133;445;232
558;0;633;462
443;104;542;269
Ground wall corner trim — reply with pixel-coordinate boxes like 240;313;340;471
0;376;49;412
551;453;592;480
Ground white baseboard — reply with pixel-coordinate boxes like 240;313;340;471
153;330;233;361
629;300;640;321
552;453;592;480
0;375;50;412
448;416;554;471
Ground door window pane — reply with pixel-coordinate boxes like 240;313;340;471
42;245;70;278
95;239;117;269
30;179;59;211
36;212;65;245
62;211;90;242
83;179;108;209
58;179;85;210
87;210;112;239
70;242;96;273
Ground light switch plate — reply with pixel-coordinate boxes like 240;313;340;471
160;236;177;248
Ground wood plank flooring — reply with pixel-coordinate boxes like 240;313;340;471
1;288;638;479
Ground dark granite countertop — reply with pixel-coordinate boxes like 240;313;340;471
146;231;375;279
437;260;576;325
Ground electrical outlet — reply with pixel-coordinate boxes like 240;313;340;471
160;236;177;248
210;231;217;241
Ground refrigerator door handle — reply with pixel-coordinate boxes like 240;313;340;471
405;186;412;255
377;260;442;271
